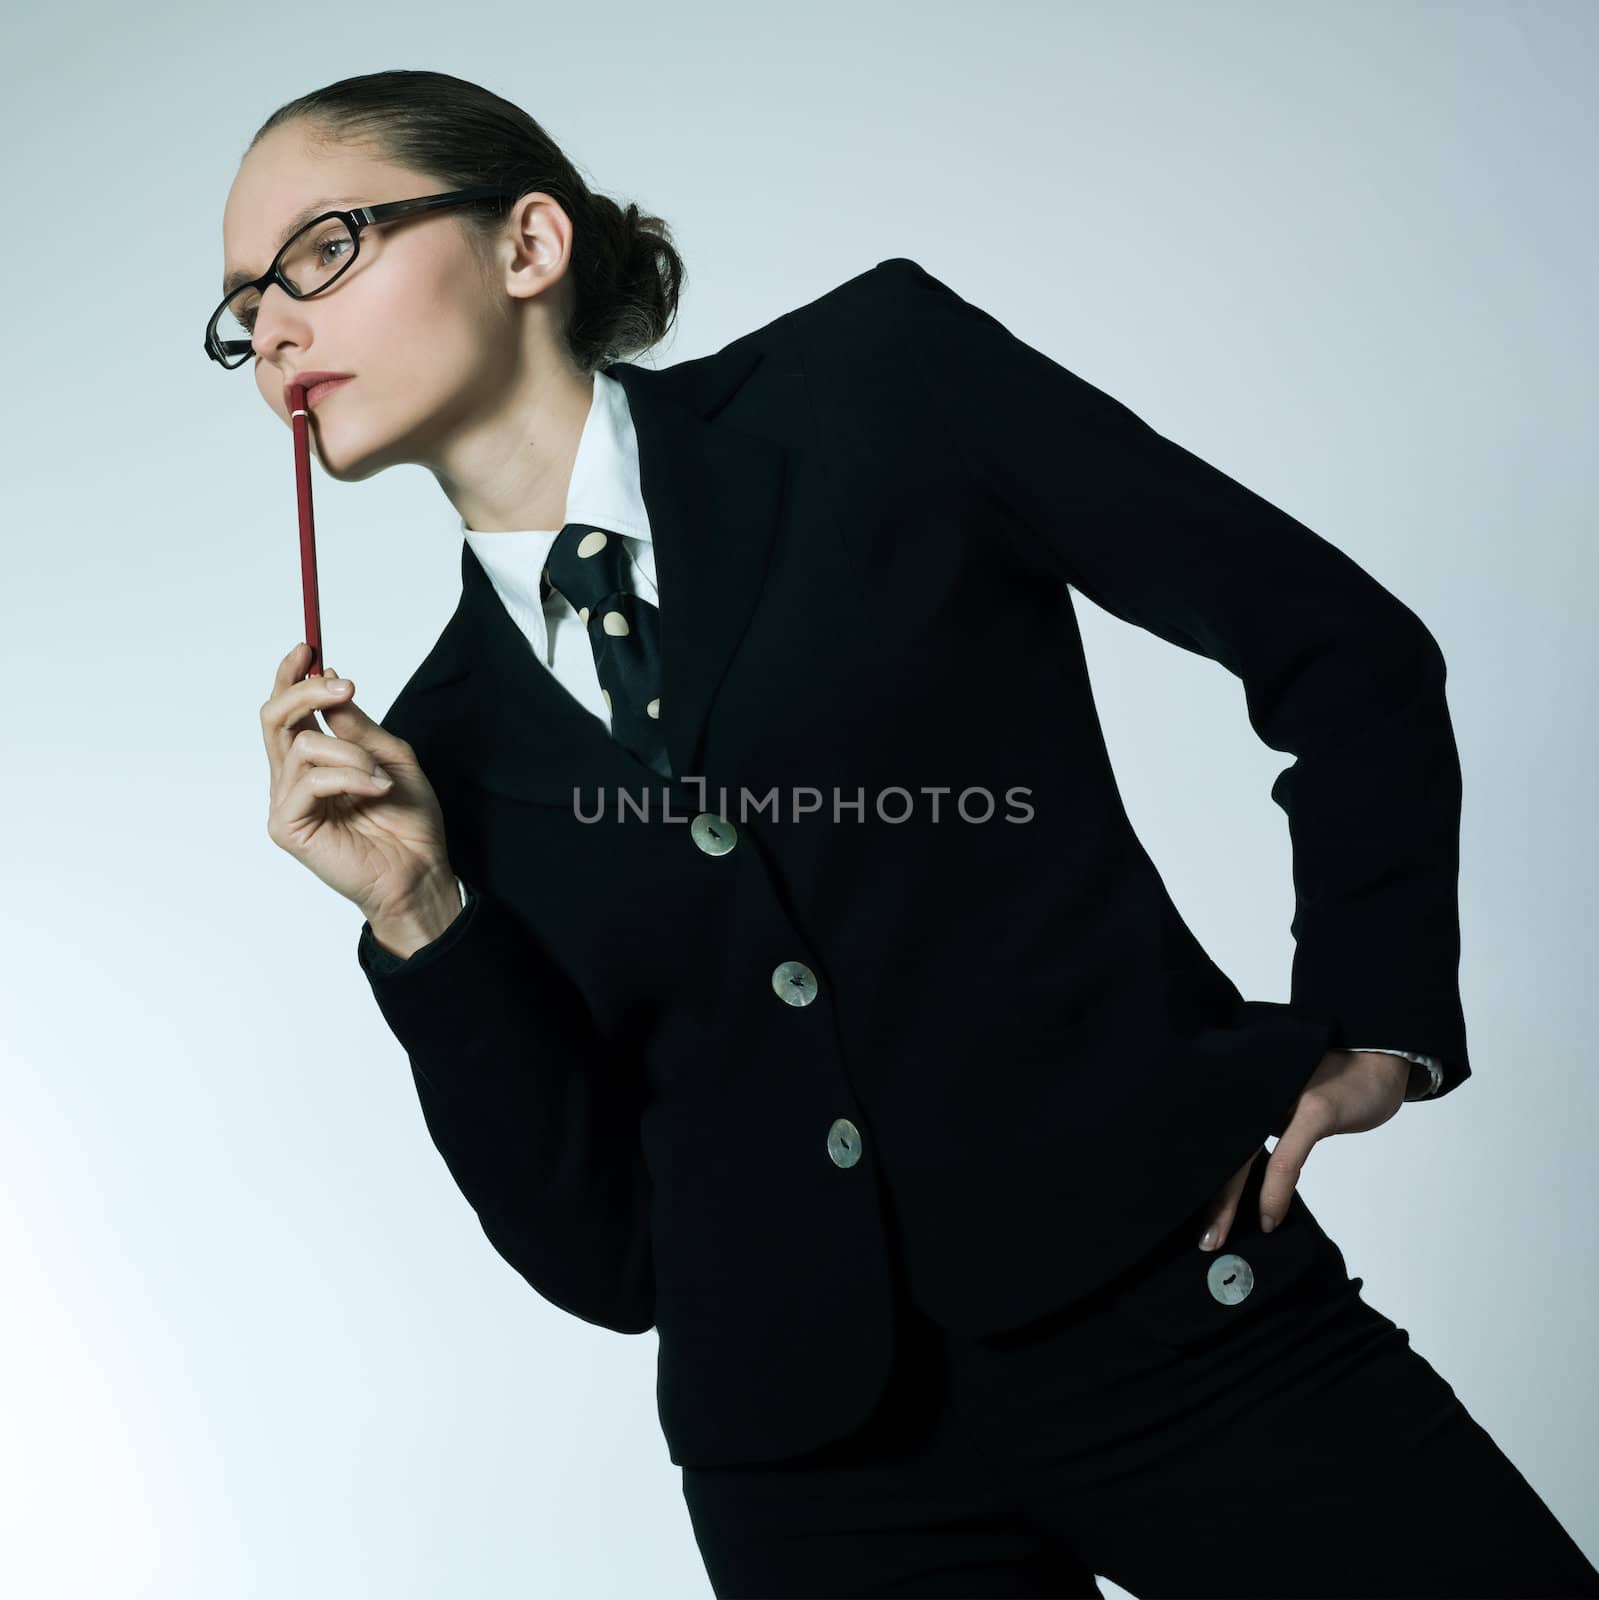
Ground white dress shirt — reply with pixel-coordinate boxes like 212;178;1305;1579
444;370;1443;1100
463;370;659;731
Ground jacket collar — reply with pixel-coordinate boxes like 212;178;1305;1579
388;339;790;807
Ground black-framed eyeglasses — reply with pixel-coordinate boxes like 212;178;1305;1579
205;185;518;368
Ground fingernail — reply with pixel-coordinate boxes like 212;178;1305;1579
1199;1225;1217;1251
1261;1214;1276;1233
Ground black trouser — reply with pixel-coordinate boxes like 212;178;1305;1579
681;1146;1599;1598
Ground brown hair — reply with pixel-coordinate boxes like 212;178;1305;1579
247;68;686;374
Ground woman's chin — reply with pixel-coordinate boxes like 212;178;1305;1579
310;431;391;483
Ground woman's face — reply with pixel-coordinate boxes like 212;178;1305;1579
219;121;571;483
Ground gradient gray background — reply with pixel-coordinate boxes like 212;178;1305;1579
2;2;1594;1594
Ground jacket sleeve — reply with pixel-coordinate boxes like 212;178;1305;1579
878;257;1470;1098
357;877;655;1333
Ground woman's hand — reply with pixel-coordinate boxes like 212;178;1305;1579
1195;1049;1412;1252
261;642;454;926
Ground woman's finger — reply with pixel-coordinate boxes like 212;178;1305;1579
1258;1118;1317;1234
1197;1149;1259;1252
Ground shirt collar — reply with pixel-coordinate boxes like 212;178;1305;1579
460;367;652;540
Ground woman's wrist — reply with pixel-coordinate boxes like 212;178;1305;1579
367;867;465;959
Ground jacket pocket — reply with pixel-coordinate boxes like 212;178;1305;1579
1103;1144;1341;1350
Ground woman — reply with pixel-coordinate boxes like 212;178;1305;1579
233;68;1598;1598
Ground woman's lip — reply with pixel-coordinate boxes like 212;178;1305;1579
307;376;355;407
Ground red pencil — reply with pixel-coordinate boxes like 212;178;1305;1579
286;380;325;680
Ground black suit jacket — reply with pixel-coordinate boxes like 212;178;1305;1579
356;256;1469;1468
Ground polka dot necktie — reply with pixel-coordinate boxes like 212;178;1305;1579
540;521;672;778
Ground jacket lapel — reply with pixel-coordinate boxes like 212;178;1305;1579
388;342;792;807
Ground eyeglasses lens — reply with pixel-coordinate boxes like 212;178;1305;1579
214;216;357;366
